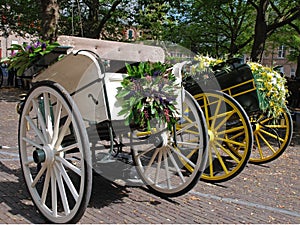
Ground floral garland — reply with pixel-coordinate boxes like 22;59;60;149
116;61;180;131
189;54;288;119
8;40;60;76
247;62;288;118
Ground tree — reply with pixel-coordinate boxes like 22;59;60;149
59;0;130;39
40;0;60;41
275;13;300;78
249;0;300;62
1;0;41;36
161;0;255;57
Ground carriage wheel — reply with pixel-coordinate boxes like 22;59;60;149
194;90;253;183
249;107;293;164
18;81;92;223
131;90;208;197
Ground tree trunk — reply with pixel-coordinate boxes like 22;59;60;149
296;53;300;79
250;0;269;62
40;0;60;42
251;0;269;62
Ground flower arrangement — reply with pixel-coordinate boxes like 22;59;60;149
193;54;225;72
8;40;60;76
248;62;288;118
188;54;289;119
116;61;180;131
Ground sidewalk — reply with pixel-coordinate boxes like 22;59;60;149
0;87;299;224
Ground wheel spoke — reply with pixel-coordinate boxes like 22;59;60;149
168;145;196;168
154;150;163;185
215;141;240;163
31;163;47;188
43;93;54;139
214;110;235;131
54;115;72;149
167;149;185;183
56;156;81;176
175;141;200;148
257;132;276;153
55;161;79;202
176;122;198;135
58;143;79;153
25;115;47;145
22;137;44;150
51;168;57;217
51;101;62;146
163;150;171;189
41;168;51;204
53;163;70;215
32;98;49;143
212;144;229;174
210;98;222;129
144;148;160;175
208;145;214;177
216;137;246;147
259;128;284;142
254;133;264;158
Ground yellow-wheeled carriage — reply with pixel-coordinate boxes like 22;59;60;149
215;60;293;165
17;36;209;223
183;58;293;183
183;61;253;183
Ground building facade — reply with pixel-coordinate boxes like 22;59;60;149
0;34;32;59
261;44;297;78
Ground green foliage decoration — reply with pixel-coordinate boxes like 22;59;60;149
116;61;180;131
8;40;60;76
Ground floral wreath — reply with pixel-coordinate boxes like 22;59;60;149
116;61;180;131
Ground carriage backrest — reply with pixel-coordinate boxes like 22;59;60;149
57;35;165;72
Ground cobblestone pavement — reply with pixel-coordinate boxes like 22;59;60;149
0;87;299;224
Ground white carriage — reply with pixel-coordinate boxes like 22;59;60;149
18;36;208;223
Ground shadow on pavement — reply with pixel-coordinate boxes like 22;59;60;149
0;161;132;223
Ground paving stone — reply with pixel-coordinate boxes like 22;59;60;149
0;87;299;224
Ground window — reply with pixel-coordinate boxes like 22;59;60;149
291;68;295;77
278;45;285;58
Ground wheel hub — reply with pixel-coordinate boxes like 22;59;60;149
208;129;215;142
33;145;55;164
33;149;46;163
154;131;169;148
253;123;260;134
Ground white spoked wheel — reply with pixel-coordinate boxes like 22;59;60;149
18;81;92;223
131;90;208;197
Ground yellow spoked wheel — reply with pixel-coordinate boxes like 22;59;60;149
249;107;293;164
194;90;253;183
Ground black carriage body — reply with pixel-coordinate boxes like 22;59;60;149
184;60;260;114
